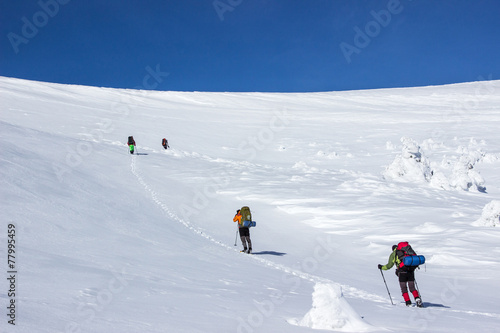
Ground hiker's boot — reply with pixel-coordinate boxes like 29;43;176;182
415;297;423;308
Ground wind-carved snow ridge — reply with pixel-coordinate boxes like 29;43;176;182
130;156;374;331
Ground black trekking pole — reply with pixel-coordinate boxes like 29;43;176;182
380;269;394;305
234;229;238;246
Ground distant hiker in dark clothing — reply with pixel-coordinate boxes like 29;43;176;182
162;138;169;150
378;244;423;307
127;136;136;154
233;209;252;253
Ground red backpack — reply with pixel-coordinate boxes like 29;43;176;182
162;138;169;149
396;242;424;268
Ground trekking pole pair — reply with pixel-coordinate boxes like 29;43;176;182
379;269;394;305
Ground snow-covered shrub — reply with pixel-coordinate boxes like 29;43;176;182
429;170;452;190
384;137;488;192
383;137;433;183
473;200;500;227
421;138;445;150
449;148;486;192
296;283;372;331
316;150;339;159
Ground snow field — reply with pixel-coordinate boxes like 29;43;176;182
1;76;500;332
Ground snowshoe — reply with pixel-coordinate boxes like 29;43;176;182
416;297;423;308
405;300;412;307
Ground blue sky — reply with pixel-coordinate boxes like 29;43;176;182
1;0;499;92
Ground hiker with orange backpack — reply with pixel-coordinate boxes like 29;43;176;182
378;242;424;307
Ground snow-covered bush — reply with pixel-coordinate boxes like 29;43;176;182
449;148;486;192
429;170;452;190
473;200;500;227
383;137;433;183
296;283;372;331
384;137;488;192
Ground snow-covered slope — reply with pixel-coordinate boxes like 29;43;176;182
1;76;500;332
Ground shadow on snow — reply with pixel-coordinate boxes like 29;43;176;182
422;302;450;309
252;251;287;256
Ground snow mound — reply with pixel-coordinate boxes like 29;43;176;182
383;137;433;183
473;200;500;227
384;137;487;192
317;150;339;159
448;147;486;192
293;283;373;332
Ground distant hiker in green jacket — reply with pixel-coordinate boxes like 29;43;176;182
378;245;423;307
127;136;136;154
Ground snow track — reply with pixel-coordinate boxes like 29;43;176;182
130;154;383;331
131;151;500;323
131;154;332;283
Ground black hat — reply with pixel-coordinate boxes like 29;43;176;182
392;245;397;251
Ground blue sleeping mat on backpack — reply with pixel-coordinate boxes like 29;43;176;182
242;220;256;227
403;255;425;266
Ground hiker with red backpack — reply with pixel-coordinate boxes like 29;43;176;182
378;242;424;307
162;138;169;150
